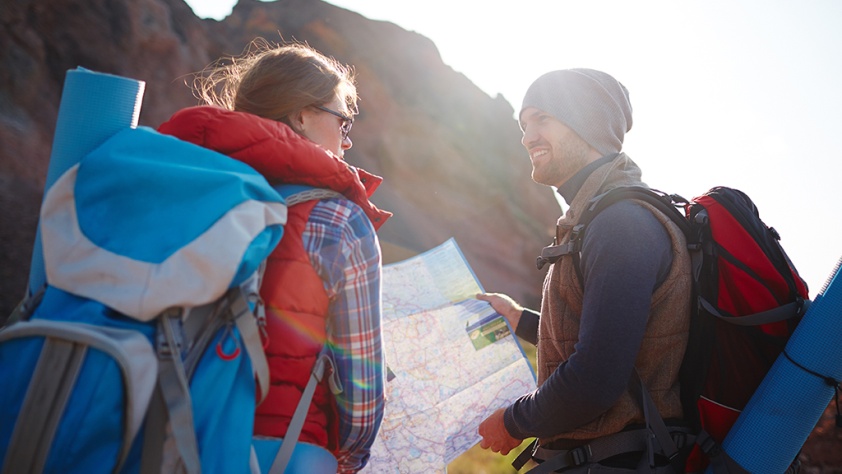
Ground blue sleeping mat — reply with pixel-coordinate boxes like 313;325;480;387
719;257;842;473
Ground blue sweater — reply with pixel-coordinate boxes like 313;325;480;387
505;158;673;440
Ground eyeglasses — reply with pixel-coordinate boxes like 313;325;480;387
312;105;354;140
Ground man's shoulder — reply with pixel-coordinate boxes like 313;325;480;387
584;199;672;254
582;197;675;282
589;199;665;231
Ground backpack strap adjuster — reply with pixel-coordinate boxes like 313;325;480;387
670;431;689;451
569;445;591;466
536;225;584;270
156;308;185;358
697;430;721;457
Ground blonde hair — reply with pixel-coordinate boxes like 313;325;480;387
193;38;357;126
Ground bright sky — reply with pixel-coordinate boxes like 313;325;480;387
185;0;841;293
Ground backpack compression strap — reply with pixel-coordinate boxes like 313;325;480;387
3;286;46;328
147;309;202;474
699;297;810;326
229;286;271;404
141;287;268;474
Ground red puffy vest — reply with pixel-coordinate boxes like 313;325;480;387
158;106;391;451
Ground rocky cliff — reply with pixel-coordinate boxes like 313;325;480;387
0;0;560;316
1;0;838;470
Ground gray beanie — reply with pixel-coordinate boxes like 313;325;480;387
520;68;633;156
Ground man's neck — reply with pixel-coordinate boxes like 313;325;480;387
557;153;620;205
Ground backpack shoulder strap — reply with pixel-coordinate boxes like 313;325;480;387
537;186;698;274
628;369;684;473
269;349;342;474
581;186;691;237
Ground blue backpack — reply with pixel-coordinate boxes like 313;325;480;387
0;126;286;474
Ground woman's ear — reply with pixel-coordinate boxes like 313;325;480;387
287;109;305;134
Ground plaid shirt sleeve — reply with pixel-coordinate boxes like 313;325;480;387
303;198;385;473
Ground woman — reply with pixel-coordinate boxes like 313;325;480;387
158;39;391;473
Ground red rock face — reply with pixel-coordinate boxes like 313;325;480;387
0;0;558;315
0;1;837;471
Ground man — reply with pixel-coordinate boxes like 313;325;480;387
477;69;692;471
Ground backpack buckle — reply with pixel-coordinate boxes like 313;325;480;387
671;431;687;450
698;431;721;457
569;445;591;466
157;309;185;358
536;226;583;270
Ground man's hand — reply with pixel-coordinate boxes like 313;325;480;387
477;292;523;331
478;408;522;455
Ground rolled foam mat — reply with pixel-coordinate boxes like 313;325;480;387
719;256;842;473
28;67;145;293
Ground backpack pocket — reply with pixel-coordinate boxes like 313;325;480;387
0;320;157;473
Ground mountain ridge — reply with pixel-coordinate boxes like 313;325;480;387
0;0;559;316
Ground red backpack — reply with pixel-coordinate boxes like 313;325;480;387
676;186;809;471
536;185;810;472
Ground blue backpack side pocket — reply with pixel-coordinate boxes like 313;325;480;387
0;318;156;473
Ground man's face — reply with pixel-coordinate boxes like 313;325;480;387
519;107;596;188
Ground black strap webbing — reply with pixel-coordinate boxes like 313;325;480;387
512;439;538;471
521;427;694;474
700;298;807;326
628;370;683;473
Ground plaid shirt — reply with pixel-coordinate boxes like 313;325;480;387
303;198;385;473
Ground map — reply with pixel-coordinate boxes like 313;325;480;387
362;239;536;473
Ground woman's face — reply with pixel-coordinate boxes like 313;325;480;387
298;96;353;158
